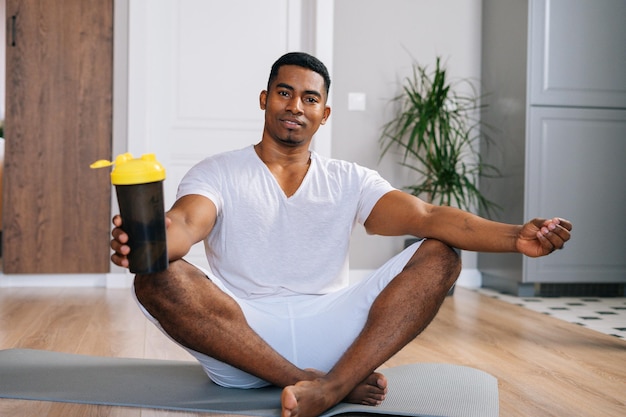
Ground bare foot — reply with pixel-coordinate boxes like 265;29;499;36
303;369;387;405
344;372;387;405
281;378;335;417
280;372;387;417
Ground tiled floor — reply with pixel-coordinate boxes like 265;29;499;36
476;288;626;340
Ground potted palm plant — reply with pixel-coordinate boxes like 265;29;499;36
380;57;499;215
379;57;499;295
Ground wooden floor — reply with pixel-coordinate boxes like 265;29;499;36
0;286;624;417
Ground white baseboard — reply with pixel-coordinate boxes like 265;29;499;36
106;272;135;288
456;268;482;288
0;274;108;288
0;273;134;288
0;269;482;289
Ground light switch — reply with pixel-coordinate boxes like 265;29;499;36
348;92;366;111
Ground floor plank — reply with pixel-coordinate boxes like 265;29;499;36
0;287;624;416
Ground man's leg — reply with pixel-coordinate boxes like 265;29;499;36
133;259;386;403
134;259;315;387
281;239;461;417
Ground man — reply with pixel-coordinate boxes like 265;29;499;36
110;52;571;417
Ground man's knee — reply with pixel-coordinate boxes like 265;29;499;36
407;239;461;285
133;259;195;313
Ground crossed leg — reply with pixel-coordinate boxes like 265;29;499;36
134;238;460;416
133;259;389;404
280;239;460;416
135;260;319;387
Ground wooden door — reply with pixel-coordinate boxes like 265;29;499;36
3;0;113;273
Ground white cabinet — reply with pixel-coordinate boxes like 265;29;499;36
528;0;626;108
524;108;626;286
479;0;626;296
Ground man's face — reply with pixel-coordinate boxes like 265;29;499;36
260;65;331;147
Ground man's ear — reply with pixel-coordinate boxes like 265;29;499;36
259;90;268;110
320;105;331;125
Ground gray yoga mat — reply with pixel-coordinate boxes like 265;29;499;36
0;349;498;417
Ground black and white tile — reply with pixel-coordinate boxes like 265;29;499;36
476;288;626;340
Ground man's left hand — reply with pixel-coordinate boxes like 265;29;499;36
517;217;572;258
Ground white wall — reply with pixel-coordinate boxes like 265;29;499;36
332;0;483;285
0;0;484;288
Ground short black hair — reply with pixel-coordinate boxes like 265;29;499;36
267;52;331;96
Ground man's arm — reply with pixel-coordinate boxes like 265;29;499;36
111;194;217;268
164;194;218;261
364;190;572;257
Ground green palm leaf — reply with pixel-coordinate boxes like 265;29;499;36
380;57;500;217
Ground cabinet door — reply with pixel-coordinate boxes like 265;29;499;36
528;0;626;108
3;0;113;273
524;107;626;283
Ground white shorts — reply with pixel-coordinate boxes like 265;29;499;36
134;239;424;388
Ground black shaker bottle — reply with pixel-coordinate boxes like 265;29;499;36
91;153;168;273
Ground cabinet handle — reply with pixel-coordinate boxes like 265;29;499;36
11;15;16;47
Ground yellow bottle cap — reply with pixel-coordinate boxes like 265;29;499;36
90;153;166;185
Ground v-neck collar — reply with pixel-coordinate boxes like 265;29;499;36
251;145;313;200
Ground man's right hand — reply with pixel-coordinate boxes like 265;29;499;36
111;215;130;268
112;195;215;267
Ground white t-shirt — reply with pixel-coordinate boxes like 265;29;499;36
177;145;395;299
